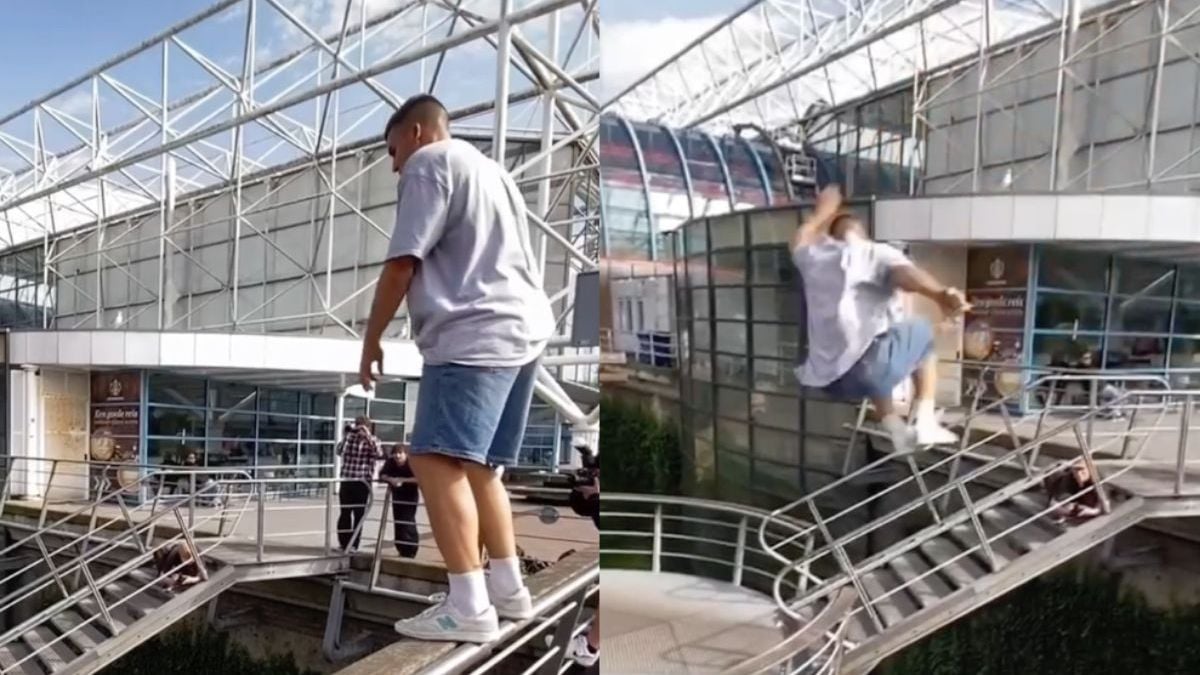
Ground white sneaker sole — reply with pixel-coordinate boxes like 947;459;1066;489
393;619;500;643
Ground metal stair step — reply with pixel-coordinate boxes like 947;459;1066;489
127;569;175;602
49;610;108;656
858;568;918;628
947;523;1023;568
102;579;162;620
918;536;987;590
0;641;40;675
979;501;1060;554
1009;492;1055;520
22;624;76;672
887;551;953;609
77;596;136;636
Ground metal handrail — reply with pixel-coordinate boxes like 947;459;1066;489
602;493;851;673
763;383;1198;638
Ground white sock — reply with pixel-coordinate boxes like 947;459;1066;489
915;399;937;424
488;556;524;597
447;570;490;617
880;414;908;438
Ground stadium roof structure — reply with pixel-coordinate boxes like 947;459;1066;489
606;0;1101;136
0;0;600;255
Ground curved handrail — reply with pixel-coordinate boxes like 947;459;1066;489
719;587;856;675
602;492;852;674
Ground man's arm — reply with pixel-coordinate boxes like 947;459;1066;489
886;256;971;317
364;257;417;346
790;184;843;251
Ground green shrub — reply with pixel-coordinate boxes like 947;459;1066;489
885;566;1200;675
104;625;317;675
599;395;682;494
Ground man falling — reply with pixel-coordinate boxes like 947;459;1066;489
790;185;971;453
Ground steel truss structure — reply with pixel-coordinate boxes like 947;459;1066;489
610;0;1200;197
0;0;599;336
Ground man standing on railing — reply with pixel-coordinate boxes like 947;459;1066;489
790;185;971;454
358;94;554;643
335;416;382;552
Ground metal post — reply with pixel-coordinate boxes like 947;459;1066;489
536;9;559;271
370;487;390;591
957;483;998;572
1146;0;1171;187
1087;379;1098;448
651;504;663;573
1176;393;1192;496
325;475;335;553
492;0;513;162
732;516;747;586
174;507;210;582
1070;424;1111;514
256;480;266;562
189;472;197;528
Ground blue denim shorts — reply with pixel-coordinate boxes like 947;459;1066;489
408;357;541;467
823;319;934;401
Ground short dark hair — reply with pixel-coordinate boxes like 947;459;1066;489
830;212;864;239
384;94;449;140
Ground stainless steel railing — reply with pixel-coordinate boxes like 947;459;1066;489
759;368;1200;639
602;493;852;674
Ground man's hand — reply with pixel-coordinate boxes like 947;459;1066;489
936;288;972;318
791;184;844;251
359;339;384;392
815;184;842;214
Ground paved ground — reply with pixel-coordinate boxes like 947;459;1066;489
602;569;787;675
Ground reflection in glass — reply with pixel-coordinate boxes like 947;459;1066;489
1031;333;1102;367
1035;292;1105;331
1108;296;1171;333
750;248;797;285
713;288;747;318
148;406;205;438
753;323;800;361
752;287;801;324
1105;336;1167;369
715;321;747;353
750;392;800;431
752;426;801;465
1175;301;1200;335
716;386;748;421
710;251;747;285
1114;258;1174;297
715;354;749;387
1037;248;1108;292
752;357;796;393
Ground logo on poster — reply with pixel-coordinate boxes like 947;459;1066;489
107;377;123;400
989;257;1005;283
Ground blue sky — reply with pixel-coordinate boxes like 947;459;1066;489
0;1;217;114
601;0;737;97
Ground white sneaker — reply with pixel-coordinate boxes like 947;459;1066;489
394;599;500;643
486;578;534;620
546;632;599;668
914;418;958;446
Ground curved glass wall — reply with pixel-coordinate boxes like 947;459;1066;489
601;114;791;262
669;204;876;511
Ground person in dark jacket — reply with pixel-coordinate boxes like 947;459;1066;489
1044;460;1101;524
379;443;420;558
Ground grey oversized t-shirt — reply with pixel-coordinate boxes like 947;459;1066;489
386;138;555;367
791;236;911;387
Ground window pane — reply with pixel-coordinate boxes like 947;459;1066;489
302;418;336;442
1171;338;1200;368
684;219;708;256
691;351;713;381
1175;301;1200;335
710;215;745;249
715;354;749;387
1178;265;1200;297
713;288;745;318
752;459;802;495
368;399;405;422
258;413;298;441
1114;258;1174;297
693;321;711;350
711;250;746;285
715;321;746;353
752;287;801;323
752;357;796;393
752;426;801;466
1038;247;1108;292
691;289;710;319
261;389;299;414
1108;296;1171;333
689;379;714;414
716;386;748;420
1034;292;1105;330
753;323;800;361
209;411;256;439
750;248;796;285
148;372;204;407
1031;333;1102;367
211;381;257;411
148;405;205;437
716;419;750;454
1104;336;1167;369
750;392;800;431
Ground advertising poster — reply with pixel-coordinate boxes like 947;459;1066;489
90;372;142;492
963;246;1030;402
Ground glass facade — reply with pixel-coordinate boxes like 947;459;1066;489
600;114;791;262
0;245;53;328
670;204;875;509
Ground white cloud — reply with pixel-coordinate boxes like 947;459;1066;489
600;14;723;100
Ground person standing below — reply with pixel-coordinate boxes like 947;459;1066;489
358;94;555;643
379;443;420;558
791;185;970;454
335;416;382;552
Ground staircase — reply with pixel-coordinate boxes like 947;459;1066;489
0;475;247;675
762;373;1200;674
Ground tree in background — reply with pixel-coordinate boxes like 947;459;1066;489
599;396;682;495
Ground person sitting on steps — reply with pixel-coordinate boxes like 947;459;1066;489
790;185;971;454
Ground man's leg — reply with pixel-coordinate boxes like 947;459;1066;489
395;362;522;642
910;351;957;445
348;482;369;551
392;498;419;558
336;481;355;551
475;358;541;620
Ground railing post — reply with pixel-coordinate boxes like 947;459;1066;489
957;483;998;572
174;506;210;582
1087;378;1098;448
325;474;335;554
732;516;747;586
256;481;266;563
651;504;663;573
189;472;197;529
1176;393;1192;496
1070;424;1112;515
370;486;390;592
